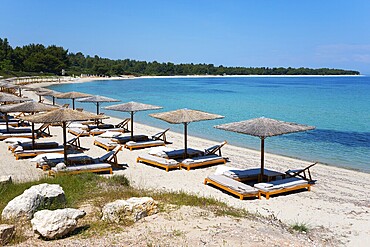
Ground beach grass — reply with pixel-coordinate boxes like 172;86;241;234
0;173;256;243
291;222;310;232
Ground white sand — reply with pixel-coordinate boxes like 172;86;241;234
1;78;369;246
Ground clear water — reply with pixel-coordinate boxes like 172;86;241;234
48;76;370;172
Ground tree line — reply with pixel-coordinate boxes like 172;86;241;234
0;38;360;77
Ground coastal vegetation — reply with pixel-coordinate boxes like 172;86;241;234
0;38;360;78
0;173;253;243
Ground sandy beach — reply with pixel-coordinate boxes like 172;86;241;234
1;77;369;246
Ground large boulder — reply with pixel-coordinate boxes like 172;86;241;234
0;224;15;245
1;183;65;221
31;208;86;239
102;197;158;223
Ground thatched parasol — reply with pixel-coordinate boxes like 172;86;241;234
150;109;224;157
77;95;120;114
105;101;162;139
36;89;58;105
21;108;107;163
0;101;58;148
0;92;32;132
55;91;91;110
0;92;31;103
215;117;315;179
1;84;24;97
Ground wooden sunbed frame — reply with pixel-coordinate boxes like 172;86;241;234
204;141;227;156
180;156;227;171
9;141;59;153
93;138;117;151
285;162;317;183
259;183;311;200
36;123;52;138
68;128;90;137
48;164;113;176
101;145;123;167
14;148;64;160
0;133;36;141
67;133;89;151
204;177;261;200
115;118;130;132
136;156;180;172
124;140;165;151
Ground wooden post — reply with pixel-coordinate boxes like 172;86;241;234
72;99;75;110
184;122;188;158
52;96;55;105
260;137;265;181
32;123;35;149
96;102;100;115
5;113;9;133
130;111;134;140
63;122;68;164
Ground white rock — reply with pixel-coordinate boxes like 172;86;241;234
56;163;66;171
0;224;15;245
0;175;12;184
1;183;65;220
102;197;158;223
31;208;86;239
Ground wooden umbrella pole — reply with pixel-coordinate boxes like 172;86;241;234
96;102;100;115
5;113;9;132
184;122;188;158
131;111;134;139
72;99;75;110
63;122;68;164
260;137;265;181
52;96;55;105
32;123;35;149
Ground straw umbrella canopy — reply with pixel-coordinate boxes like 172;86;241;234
150;109;224;158
77;95;120;115
0;92;32;132
0;101;58;148
55;91;91;110
1;84;24;97
36;89;58;105
20;108;107;164
105;101;162;139
214;117;315;179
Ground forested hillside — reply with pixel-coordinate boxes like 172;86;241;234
0;38;360;77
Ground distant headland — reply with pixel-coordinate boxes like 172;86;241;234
0;38;360;78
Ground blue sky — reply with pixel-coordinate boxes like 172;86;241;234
1;0;370;74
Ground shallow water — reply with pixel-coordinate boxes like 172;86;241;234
48;76;370;172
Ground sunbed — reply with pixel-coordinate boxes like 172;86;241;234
66;132;89;151
40;145;122;170
94;137;118;151
204;174;261;200
151;148;203;159
32;153;93;170
254;177;311;199
112;134;149;144
0;132;36;141
89;127;126;136
180;154;227;171
49;163;112;176
9;141;59;152
222;167;285;182
67;127;90;137
124;129;170;151
0;126;32;133
285;162;317;183
14;147;65;160
136;153;180;172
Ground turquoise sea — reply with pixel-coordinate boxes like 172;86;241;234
48;76;370;172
